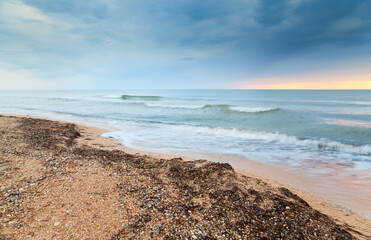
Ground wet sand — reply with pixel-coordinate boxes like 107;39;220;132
1;115;370;239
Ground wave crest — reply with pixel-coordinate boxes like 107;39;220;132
174;125;371;155
229;106;280;113
140;103;280;113
145;103;204;109
202;104;280;113
121;95;162;100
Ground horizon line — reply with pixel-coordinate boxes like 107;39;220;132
0;88;370;91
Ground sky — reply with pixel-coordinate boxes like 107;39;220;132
0;0;370;90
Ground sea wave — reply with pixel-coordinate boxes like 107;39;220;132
202;104;279;113
167;124;371;155
145;103;205;109
229;106;280;113
121;95;163;100
142;103;280;113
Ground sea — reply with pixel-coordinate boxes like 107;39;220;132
1;90;370;216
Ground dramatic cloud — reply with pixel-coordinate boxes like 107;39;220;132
0;0;370;89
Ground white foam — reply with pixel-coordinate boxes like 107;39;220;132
144;103;280;113
229;106;279;113
137;123;371;155
145;103;205;109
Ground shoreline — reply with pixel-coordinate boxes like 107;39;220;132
76;121;371;236
1;113;370;239
4;113;371;219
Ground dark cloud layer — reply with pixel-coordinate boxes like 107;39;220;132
1;0;370;89
23;0;370;52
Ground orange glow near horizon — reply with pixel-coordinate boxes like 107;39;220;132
247;80;371;90
238;71;371;90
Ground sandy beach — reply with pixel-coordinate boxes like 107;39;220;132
1;114;370;239
2;0;371;238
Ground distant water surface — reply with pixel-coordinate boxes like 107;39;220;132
1;90;370;216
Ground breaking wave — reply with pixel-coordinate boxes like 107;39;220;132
201;104;279;113
228;106;280;113
168;124;371;155
145;103;205;109
142;103;280;113
121;95;163;100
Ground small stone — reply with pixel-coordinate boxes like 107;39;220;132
54;222;61;226
19;188;25;193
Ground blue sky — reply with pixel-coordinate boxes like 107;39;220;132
0;0;370;89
